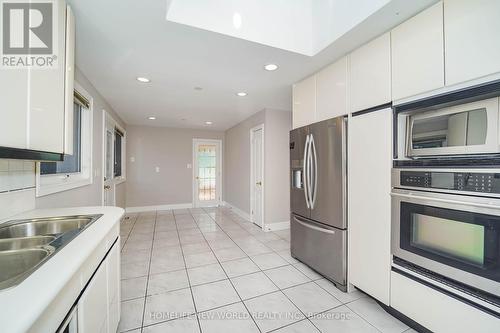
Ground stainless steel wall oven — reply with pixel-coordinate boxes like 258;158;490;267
392;168;500;306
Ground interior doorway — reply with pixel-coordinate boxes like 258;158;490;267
193;139;222;207
250;124;264;228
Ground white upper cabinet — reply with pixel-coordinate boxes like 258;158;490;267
391;2;444;101
445;0;500;86
316;56;348;122
0;70;29;149
0;1;74;155
292;75;316;129
350;33;391;112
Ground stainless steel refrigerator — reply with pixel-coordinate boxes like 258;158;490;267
290;116;347;291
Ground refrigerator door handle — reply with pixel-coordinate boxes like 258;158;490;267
293;215;336;235
307;134;313;209
303;134;311;209
310;134;318;209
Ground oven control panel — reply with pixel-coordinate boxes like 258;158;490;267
400;171;500;194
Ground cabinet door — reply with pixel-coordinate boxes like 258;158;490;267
348;108;392;305
106;239;120;333
292;75;316;129
350;33;391;112
316;56;348;121
64;5;76;155
0;70;28;149
78;260;108;333
391;271;500;332
28;0;67;153
445;0;500;85
392;2;444;100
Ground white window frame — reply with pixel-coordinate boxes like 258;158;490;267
112;120;126;185
36;82;93;197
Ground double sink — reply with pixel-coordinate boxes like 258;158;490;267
0;214;102;290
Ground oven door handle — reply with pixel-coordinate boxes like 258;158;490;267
391;191;500;210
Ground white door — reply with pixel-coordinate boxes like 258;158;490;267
193;140;221;207
251;126;264;227
103;116;115;206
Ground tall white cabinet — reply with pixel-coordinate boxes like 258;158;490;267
391;2;444;100
0;1;75;155
444;0;500;86
348;108;392;305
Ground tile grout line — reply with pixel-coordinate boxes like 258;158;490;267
173;210;203;333
138;211;157;332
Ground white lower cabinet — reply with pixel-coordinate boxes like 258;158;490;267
106;239;121;333
348;108;392;305
77;258;108;333
77;238;120;333
391;271;500;333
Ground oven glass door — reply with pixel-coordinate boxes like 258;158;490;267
399;202;500;283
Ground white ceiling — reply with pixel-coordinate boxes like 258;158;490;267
67;0;437;131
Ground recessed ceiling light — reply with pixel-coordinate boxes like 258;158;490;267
148;116;156;120
137;77;150;83
264;63;279;71
205;121;213;125
236;92;247;97
233;12;242;29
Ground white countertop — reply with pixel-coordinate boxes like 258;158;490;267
0;206;124;333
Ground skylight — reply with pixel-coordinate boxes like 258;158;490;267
166;0;392;56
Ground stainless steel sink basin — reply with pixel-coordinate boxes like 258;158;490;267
0;249;52;289
0;214;102;290
0;217;94;239
0;236;55;251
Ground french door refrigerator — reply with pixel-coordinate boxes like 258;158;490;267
290;116;347;291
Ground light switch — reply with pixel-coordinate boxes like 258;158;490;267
130;156;136;163
155;166;160;173
187;164;192;169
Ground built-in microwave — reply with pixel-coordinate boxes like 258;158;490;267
391;168;500;303
395;96;500;160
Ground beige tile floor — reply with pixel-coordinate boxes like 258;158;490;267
118;207;415;333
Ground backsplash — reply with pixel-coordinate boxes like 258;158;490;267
0;159;36;193
0;159;36;221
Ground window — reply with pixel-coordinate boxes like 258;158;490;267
40;103;82;175
36;84;93;196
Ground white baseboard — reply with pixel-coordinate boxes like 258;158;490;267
125;203;193;213
263;221;290;232
221;201;251;221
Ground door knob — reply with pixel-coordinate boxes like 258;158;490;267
104;185;111;190
256;181;262;186
196;176;200;180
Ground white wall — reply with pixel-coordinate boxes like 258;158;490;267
224;108;291;225
125;126;224;208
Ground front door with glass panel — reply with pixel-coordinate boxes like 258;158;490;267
193;140;221;207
